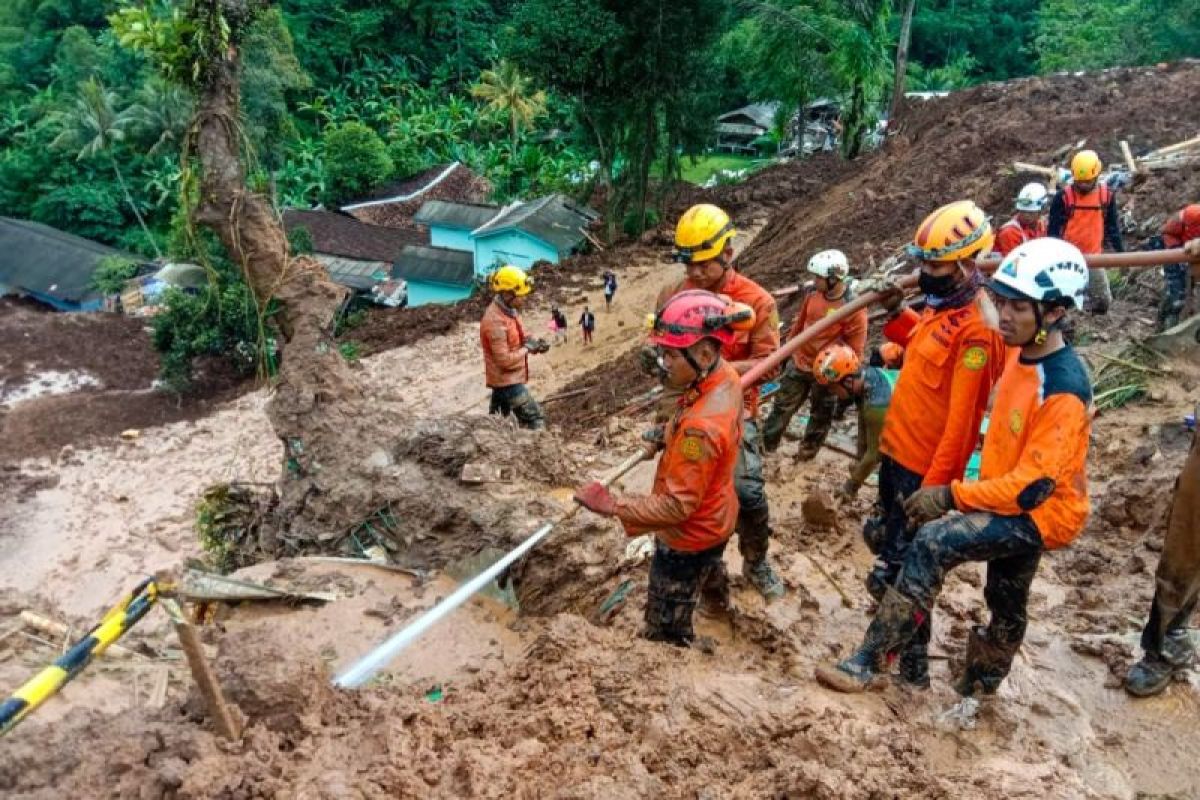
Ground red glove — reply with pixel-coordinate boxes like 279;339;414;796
574;481;616;516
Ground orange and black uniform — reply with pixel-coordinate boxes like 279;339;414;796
761;287;869;453
867;292;1006;607
656;269;779;567
480;298;545;429
615;360;744;643
1048;183;1123;312
893;345;1093;695
994;216;1047;257
1154;205;1200;329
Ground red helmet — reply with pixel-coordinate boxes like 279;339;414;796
812;343;860;385
649;290;752;349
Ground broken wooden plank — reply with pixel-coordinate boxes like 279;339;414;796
1120;140;1137;174
1013;161;1056;177
1142;133;1200;160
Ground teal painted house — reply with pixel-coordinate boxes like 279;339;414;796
413;201;499;254
412;194;599;283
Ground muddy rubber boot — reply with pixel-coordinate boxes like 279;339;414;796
956;625;1022;697
1125;629;1195;698
897;642;930;689
743;558;785;601
816;588;920;693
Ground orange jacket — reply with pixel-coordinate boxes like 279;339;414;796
951;347;1092;549
615;360;744;552
880;295;1006;486
1048;184;1123;255
784;288;869;370
480;298;529;388
658;270;779;417
994;216;1047;257
1162;204;1200;248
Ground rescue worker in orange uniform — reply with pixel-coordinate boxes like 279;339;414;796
1047;150;1123;314
863;200;1008;687
818;238;1094;695
575;291;746;645
1146;203;1200;331
761;249;869;460
479;265;549;429
652;204;785;600
994;183;1048;257
1126;234;1200;696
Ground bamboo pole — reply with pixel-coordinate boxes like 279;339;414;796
161;597;242;741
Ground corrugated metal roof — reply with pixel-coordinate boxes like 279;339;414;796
313;254;393;291
395;245;474;286
471;194;599;253
413;199;500;230
0;216;139;305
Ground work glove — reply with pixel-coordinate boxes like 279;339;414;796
640;426;666;458
858;276;905;314
834;478;860;501
903;485;954;526
525;338;551;355
638;344;667;378
574;481;616;516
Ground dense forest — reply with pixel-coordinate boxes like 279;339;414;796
1;0;1196;387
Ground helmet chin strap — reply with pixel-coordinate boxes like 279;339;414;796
681;345;718;388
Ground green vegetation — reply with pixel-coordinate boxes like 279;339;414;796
90;255;139;295
0;0;1195;384
678;154;769;186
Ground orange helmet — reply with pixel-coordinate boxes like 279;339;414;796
1071;150;1102;182
879;342;904;368
813;343;860;385
906;200;994;263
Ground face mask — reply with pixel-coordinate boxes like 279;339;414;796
918;271;958;298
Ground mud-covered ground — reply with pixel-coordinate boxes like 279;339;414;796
3;63;1200;799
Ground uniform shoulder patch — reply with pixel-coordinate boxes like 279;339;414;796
679;435;705;461
1009;408;1024;434
962;346;989;371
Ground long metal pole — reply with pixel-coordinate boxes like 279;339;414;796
333;450;646;689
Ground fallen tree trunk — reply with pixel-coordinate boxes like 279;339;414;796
186;1;394;547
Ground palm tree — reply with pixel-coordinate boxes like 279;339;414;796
50;78;162;257
470;60;547;155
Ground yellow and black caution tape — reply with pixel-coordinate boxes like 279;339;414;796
0;577;161;735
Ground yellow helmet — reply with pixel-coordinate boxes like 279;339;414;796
906;200;994;263
1071;150;1102;182
489;264;533;296
673;204;736;264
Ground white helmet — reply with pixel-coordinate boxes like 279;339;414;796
989;238;1088;309
1014;182;1048;212
806;249;849;280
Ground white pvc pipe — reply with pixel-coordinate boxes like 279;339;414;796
333;451;645;689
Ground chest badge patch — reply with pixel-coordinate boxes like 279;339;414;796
962;346;988;371
1009;409;1024;434
679;436;704;462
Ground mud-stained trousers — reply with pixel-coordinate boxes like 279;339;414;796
644;539;729;645
489;384;546;430
734;419;773;566
655;383;774;568
1159;262;1194;331
1139;431;1200;665
892;512;1044;695
760;362;836;454
866;456;925;600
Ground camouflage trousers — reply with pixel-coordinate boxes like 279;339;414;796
894;511;1044;695
644;539;729;646
489;384;546;430
760;362;836;454
1140;430;1200;662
